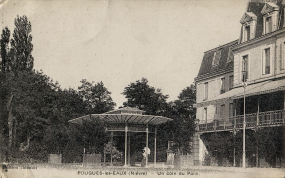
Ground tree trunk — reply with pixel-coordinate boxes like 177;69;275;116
27;131;30;150
0;100;4;162
12;119;17;148
8;106;14;151
7;95;14;161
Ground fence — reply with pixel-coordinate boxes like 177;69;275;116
198;110;285;132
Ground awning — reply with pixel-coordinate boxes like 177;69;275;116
197;79;285;107
68;113;172;126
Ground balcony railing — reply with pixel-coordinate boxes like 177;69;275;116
198;110;285;133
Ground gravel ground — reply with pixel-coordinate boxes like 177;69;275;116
2;165;285;178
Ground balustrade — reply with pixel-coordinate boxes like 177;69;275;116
197;110;285;132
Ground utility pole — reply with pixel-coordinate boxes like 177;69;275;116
242;69;247;169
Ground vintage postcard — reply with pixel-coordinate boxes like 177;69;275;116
0;0;285;177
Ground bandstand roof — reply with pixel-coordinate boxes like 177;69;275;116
68;107;173;126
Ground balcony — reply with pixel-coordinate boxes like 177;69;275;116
198;110;285;133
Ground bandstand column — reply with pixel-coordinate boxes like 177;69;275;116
124;123;128;167
154;126;157;167
256;97;260;167
233;100;237;167
111;131;113;166
128;135;131;166
146;124;149;166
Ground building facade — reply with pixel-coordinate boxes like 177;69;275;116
194;0;285;167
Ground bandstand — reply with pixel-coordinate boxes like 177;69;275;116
68;107;173;167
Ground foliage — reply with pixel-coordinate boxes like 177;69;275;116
78;79;116;114
157;84;196;155
255;126;285;167
163;115;195;154
173;84;196;118
104;140;122;161
0;15;113;162
200;132;234;165
71;120;109;154
0;15;35;162
0;27;10;74
43;125;69;154
122;78;169;115
122;79;196;155
10;15;34;73
50;88;86;125
2;71;54;156
200;127;285;167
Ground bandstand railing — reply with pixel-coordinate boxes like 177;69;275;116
197;110;285;133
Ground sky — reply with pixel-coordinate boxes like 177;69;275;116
0;0;249;108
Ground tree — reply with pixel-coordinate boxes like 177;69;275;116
0;16;35;161
122;78;169;115
174;84;196;118
3;71;52;154
10;15;34;73
158;84;196;155
78;79;116;114
0;27;11;162
48;88;86;125
72;120;108;154
200;132;234;166
43;125;69;155
0;27;11;74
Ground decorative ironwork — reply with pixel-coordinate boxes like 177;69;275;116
197;109;285;133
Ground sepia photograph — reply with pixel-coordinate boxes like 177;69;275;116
0;0;285;177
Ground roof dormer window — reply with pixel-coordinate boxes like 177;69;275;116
212;50;221;66
227;48;234;63
265;16;272;33
240;12;257;42
261;3;279;35
245;25;251;41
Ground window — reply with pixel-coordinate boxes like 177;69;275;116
242;55;249;82
244;25;250;41
229;75;234;90
204;108;207;121
265;16;272;34
204;82;208;100
220;77;225;94
261;3;278;34
212;50;222;66
220;104;225;119
263;48;271;75
240;12;257;42
229;103;234;117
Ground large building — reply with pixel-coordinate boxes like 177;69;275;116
194;0;285;167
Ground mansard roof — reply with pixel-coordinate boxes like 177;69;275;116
247;2;266;38
196;40;238;81
240;1;284;40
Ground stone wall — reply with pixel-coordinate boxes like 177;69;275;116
83;154;101;166
174;155;194;169
48;154;62;164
